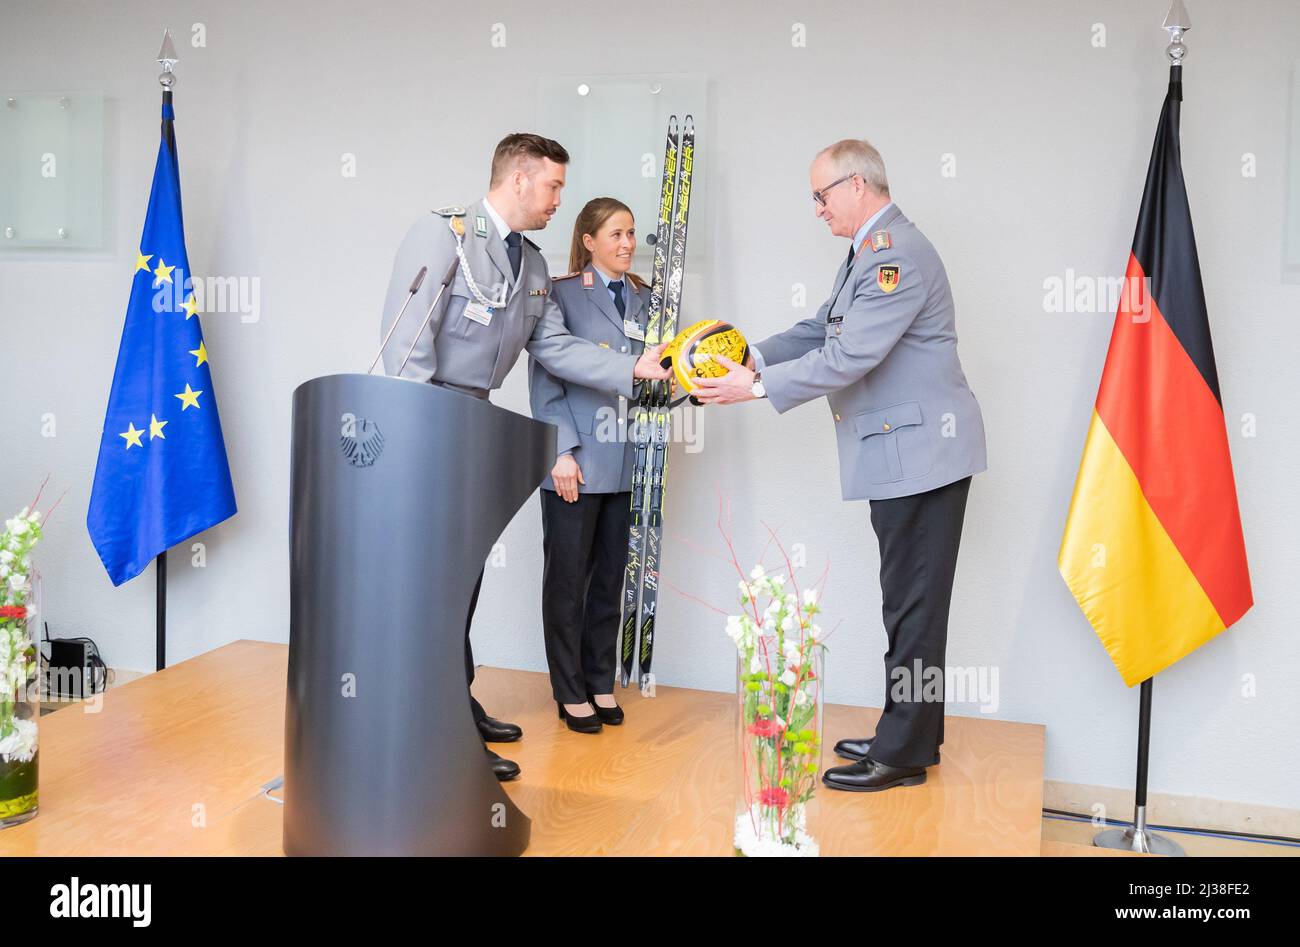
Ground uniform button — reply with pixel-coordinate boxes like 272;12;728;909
835;327;842;335
621;346;628;352
883;423;891;431
834;414;841;422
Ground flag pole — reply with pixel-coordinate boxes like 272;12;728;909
154;30;178;673
1091;2;1192;858
156;552;166;670
1094;678;1183;854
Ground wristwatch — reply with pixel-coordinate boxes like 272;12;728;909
751;371;766;399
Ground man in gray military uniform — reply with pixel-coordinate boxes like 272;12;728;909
380;133;670;780
695;138;987;792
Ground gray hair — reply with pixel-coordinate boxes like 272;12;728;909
816;139;890;197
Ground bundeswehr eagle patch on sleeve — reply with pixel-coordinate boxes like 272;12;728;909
877;264;900;293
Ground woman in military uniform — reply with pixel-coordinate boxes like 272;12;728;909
529;197;650;733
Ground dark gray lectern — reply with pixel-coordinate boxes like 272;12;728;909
284;373;554;856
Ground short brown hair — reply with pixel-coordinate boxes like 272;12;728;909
489;133;570;187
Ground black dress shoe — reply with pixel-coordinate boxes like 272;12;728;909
486;748;520;781
557;701;602;734
832;736;874;761
821;758;927;793
834;737;940;764
477;715;522;743
586;693;624;726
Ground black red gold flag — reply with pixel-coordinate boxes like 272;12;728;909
1059;70;1252;686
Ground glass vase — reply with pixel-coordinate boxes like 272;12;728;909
733;632;824;856
0;571;39;828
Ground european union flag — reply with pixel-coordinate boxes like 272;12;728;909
87;94;236;586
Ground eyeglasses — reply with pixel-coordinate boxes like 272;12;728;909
812;173;858;207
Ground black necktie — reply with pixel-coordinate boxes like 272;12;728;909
505;231;522;278
608;279;626;318
845;243;856;272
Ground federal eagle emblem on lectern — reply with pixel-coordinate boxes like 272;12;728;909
340;417;384;468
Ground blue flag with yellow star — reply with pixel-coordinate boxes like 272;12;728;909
87;94;236;586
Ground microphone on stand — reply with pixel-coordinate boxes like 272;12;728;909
396;256;461;379
368;266;428;375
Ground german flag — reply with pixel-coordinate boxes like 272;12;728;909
1059;69;1252;687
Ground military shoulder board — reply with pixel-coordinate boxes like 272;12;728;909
870;230;892;252
432;205;467;237
553;272;580;281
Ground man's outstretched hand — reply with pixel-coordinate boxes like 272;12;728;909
634;343;673;381
692;354;757;405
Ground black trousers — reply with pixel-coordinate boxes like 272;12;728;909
465;568;487;724
540;488;629;704
864;475;972;769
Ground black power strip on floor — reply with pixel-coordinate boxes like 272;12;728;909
42;623;107;699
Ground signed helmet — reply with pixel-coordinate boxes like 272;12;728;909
660;320;750;399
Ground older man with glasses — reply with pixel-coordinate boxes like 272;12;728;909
695;138;987;793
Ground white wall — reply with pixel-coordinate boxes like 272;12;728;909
2;0;1296;811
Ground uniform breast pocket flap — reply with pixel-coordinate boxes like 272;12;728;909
444;291;484;337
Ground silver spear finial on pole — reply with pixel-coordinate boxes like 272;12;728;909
1163;0;1191;66
157;29;179;89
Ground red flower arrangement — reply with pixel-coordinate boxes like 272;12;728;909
758;787;790;809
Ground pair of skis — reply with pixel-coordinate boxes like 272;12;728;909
620;115;696;692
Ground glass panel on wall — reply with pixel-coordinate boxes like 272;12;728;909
535;74;707;273
0;91;105;250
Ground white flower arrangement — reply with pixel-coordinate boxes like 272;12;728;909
0;719;37;765
0;503;44;769
724;546;828;857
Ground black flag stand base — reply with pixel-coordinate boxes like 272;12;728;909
1093;677;1186;856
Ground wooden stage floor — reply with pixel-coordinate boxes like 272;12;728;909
0;640;1049;856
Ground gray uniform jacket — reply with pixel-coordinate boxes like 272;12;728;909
754;204;987;501
529;265;651;494
379;199;638;400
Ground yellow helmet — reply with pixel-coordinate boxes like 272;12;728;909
660;320;750;399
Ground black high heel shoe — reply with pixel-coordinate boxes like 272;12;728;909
556;700;602;734
586;693;624;726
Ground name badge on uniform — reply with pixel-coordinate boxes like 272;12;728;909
623;319;645;341
463;301;493;327
827;311;844;325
